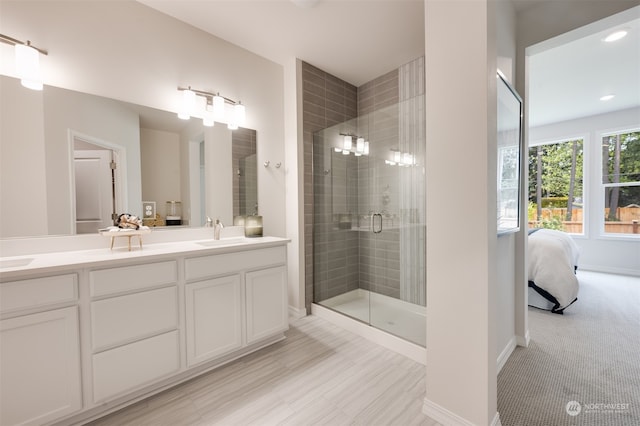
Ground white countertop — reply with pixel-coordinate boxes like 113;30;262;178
0;236;289;280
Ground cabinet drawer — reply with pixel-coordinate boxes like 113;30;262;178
90;261;177;297
185;246;286;281
92;330;180;403
0;274;77;314
91;286;177;351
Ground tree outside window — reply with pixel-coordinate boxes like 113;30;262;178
602;130;640;235
528;139;584;233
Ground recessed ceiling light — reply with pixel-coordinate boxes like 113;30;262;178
604;30;628;42
600;94;615;101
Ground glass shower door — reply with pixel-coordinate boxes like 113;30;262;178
312;95;426;347
362;97;426;346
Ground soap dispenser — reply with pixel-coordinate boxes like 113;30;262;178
214;219;224;240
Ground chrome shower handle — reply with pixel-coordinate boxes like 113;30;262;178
372;213;383;234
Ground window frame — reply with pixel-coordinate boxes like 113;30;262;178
598;127;640;239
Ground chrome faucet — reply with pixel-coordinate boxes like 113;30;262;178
213;219;224;240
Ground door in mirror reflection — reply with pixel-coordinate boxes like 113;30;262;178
73;138;119;234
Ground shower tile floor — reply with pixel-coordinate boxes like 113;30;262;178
320;289;426;347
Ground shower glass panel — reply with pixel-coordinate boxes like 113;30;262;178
313;95;426;346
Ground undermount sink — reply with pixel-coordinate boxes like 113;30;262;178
196;238;251;248
0;257;34;269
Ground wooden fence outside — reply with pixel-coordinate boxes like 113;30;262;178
528;207;639;234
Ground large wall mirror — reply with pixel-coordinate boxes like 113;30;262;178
0;75;257;238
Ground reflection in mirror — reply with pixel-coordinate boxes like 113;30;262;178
232;128;258;217
0;75;257;238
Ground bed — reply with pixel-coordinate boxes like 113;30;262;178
528;228;580;314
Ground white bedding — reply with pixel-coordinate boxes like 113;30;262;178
528;229;579;312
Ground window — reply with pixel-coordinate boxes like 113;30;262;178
602;130;640;236
528;139;584;233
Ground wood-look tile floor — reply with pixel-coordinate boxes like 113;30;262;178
87;315;439;426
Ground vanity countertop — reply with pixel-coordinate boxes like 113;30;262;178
0;236;289;279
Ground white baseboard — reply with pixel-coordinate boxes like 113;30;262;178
288;305;307;321
492;412;502;426
516;329;530;347
497;336;517;373
423;398;501;426
422;398;475;426
579;264;640;277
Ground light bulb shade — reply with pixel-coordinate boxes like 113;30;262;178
203;105;215;127
213;95;225;122
15;43;42;90
343;135;352;151
356;137;365;153
363;141;370;155
403;153;412;165
234;102;246;127
178;89;195;120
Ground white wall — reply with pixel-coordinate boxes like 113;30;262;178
424;1;499;425
283;58;306;317
529;107;640;276
495;0;520;372
0;77;48;238
0;0;285;237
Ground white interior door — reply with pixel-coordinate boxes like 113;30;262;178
74;150;114;233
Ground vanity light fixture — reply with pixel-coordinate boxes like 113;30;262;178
355;137;365;155
386;149;416;167
177;86;245;129
343;135;353;151
336;134;370;157
0;33;48;91
234;102;246;127
213;94;226;122
202;103;215;127
178;87;196;120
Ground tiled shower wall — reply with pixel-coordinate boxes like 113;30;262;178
302;62;358;310
304;59;425;311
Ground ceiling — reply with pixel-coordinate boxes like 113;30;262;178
528;7;639;127
137;0;424;87
137;1;639;128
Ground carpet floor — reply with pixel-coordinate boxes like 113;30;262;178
498;270;640;426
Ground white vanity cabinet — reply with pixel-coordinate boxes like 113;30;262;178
0;275;82;426
89;261;180;403
0;236;289;425
184;246;288;366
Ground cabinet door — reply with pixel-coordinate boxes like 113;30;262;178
185;275;243;367
0;307;82;426
245;266;288;344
